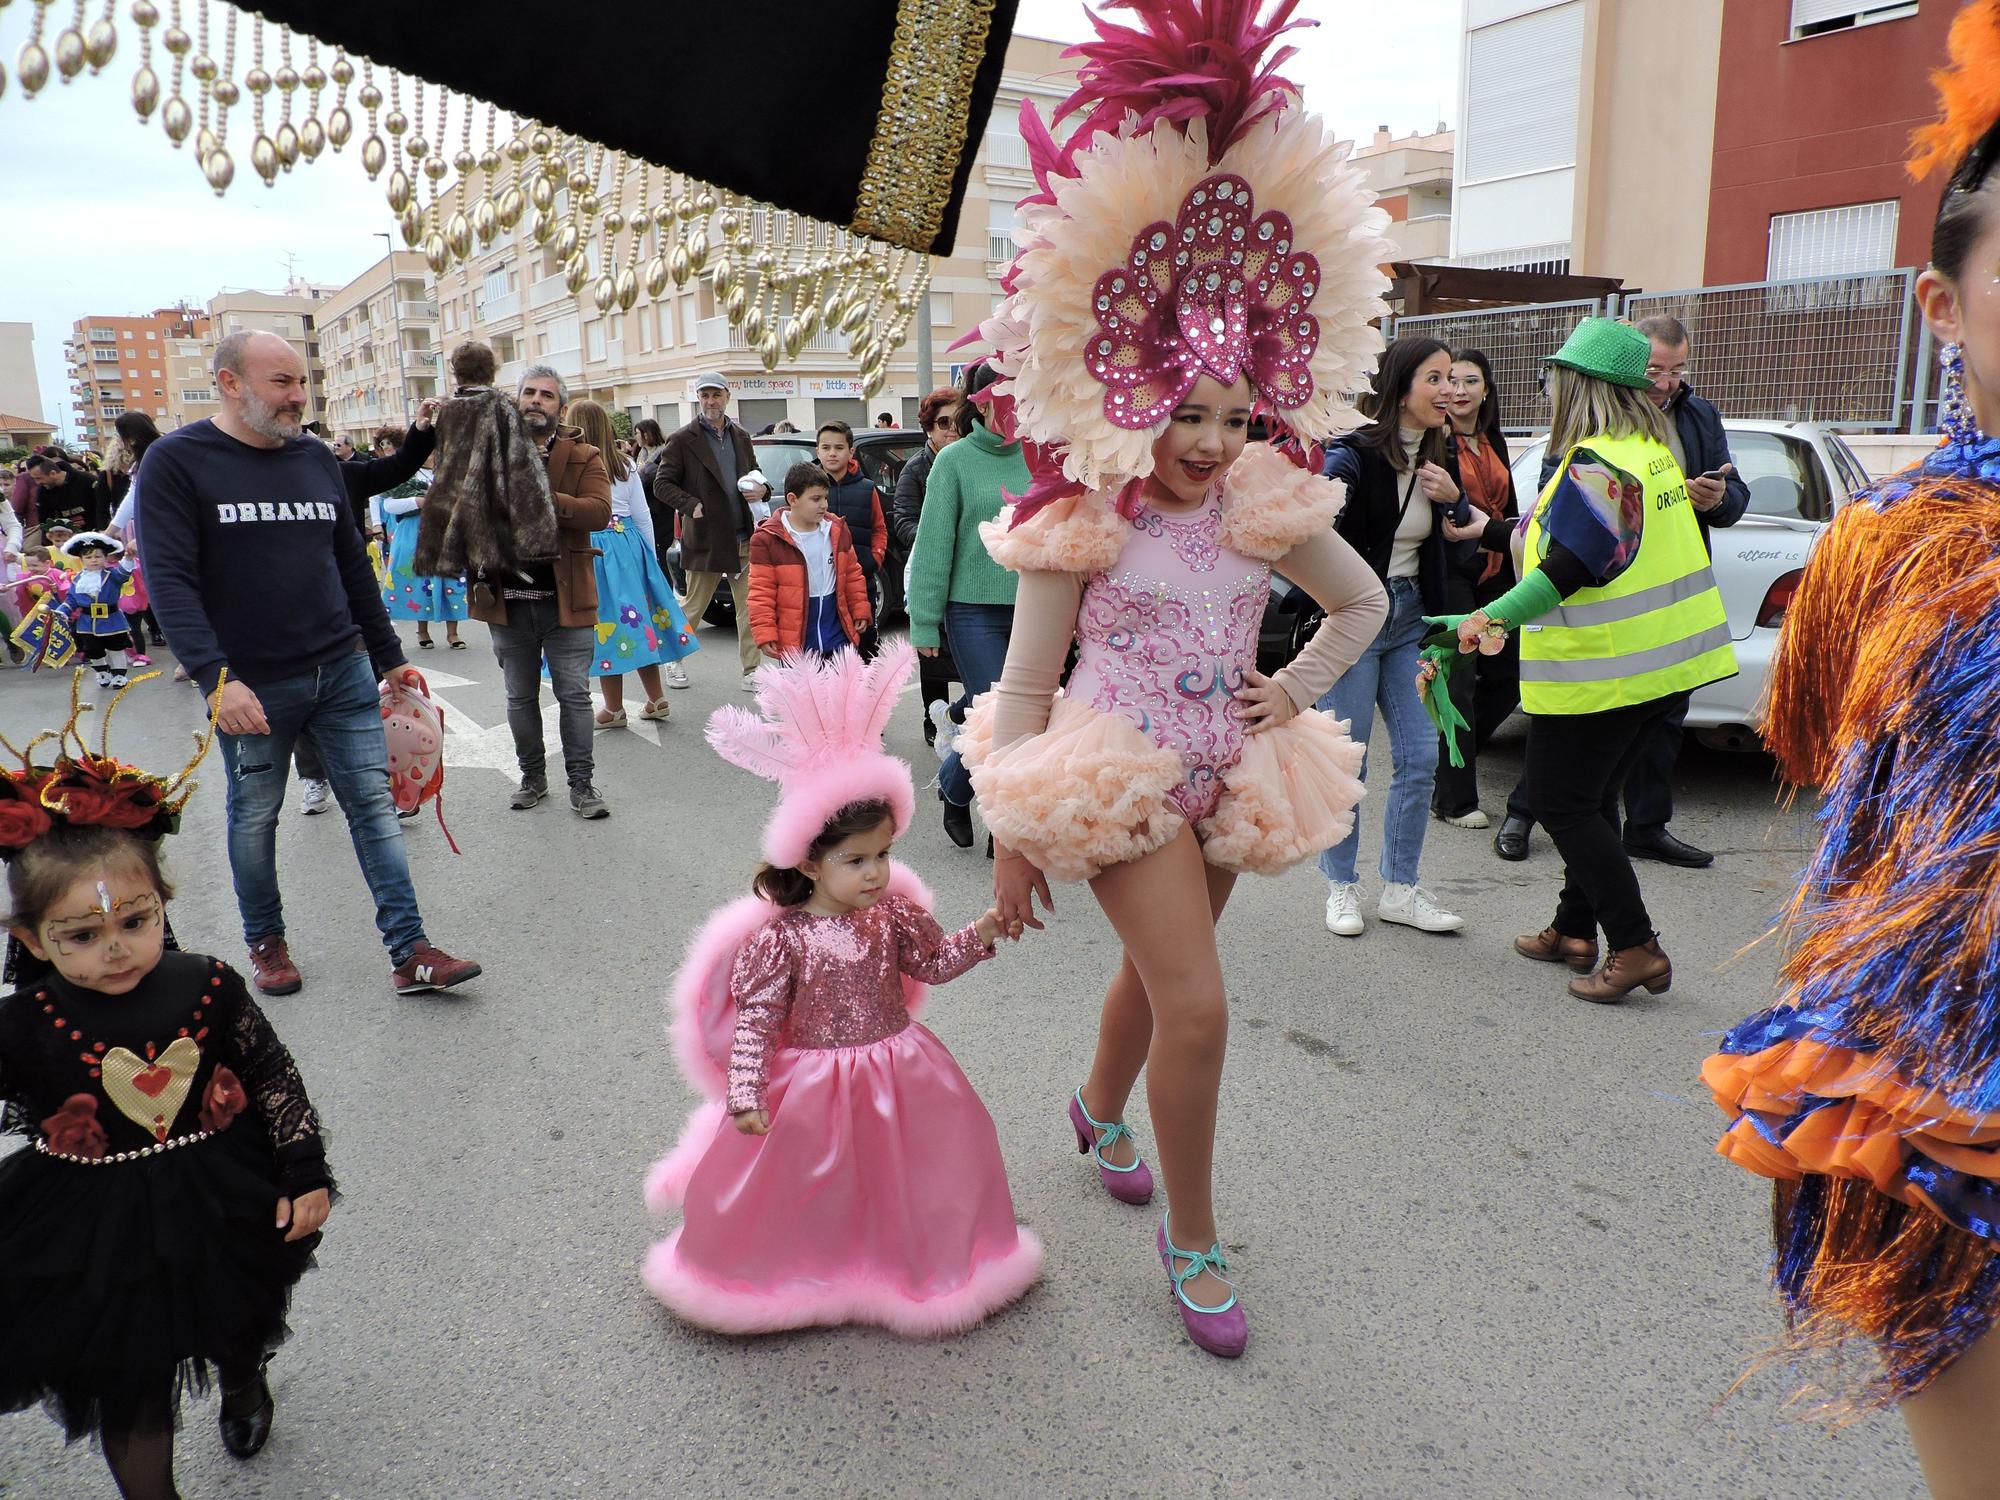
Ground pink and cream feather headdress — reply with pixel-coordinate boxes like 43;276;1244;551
970;0;1393;510
705;642;919;869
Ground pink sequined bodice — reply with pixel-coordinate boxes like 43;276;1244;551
725;896;992;1113
1066;497;1270;822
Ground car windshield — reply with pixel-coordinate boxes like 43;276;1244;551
1827;433;1870;504
859;437;921;493
751;437;816;490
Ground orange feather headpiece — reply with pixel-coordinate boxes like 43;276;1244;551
1909;0;2000;182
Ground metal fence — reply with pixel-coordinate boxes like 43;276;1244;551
1383;269;1924;434
1384;298;1603;434
1621;270;1915;429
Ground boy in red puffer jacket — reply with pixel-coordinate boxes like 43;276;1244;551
748;462;872;660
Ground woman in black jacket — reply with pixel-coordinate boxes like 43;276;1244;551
1431;347;1521;826
1317;336;1469;940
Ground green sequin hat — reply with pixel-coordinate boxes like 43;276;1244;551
1547;317;1655;390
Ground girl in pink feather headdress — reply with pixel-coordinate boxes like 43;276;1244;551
956;0;1397;1358
641;642;1042;1337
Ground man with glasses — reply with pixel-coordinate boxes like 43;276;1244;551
1493;315;1748;868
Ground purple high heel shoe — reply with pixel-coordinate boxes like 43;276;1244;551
1068;1088;1154;1205
1158;1214;1248;1359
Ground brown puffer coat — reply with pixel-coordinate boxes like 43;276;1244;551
746;514;871;654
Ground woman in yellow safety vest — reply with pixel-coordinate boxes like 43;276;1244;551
1442;317;1735;1002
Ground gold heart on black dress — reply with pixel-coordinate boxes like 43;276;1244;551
100;1037;201;1142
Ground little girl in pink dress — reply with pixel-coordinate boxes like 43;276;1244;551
642;644;1042;1336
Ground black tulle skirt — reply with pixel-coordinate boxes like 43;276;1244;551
0;1120;322;1441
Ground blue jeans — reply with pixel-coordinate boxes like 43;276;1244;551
487;598;595;790
1317;578;1438;886
220;651;427;962
939;601;1015;807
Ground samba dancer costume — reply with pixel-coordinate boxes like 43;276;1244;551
950;0;1393;1356
0;677;332;1448
1701;2;2000;1408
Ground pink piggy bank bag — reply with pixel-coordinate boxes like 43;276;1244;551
379;669;460;852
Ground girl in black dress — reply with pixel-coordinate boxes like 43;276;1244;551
0;680;333;1499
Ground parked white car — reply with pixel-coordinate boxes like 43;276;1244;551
1509;420;1871;750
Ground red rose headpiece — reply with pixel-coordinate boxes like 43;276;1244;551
0;669;221;857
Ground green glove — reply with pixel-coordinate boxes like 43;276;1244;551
1420;613;1471;654
1478;569;1563;632
1415;643;1472;768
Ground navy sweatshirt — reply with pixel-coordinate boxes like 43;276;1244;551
140;420;407;697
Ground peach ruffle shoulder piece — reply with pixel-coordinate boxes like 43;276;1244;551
956;693;1185;883
979;492;1130;576
1197;710;1368;875
1216;443;1346;562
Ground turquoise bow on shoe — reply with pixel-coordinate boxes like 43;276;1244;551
1162;1213;1239;1316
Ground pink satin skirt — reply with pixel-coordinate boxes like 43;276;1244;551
642;1023;1041;1337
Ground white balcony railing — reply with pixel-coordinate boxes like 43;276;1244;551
482;291;521;323
695;315;847;357
527;275;569;310
400;300;439;320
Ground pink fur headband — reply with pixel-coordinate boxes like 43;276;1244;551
705;643;918;870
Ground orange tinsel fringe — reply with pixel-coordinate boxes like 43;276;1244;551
1761;480;2000;789
1909;0;2000;182
1774;1178;2000;1405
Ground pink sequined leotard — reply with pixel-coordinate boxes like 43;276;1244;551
725;895;993;1114
1065;497;1268;823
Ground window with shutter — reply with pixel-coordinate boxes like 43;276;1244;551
1765;201;1900;279
1461;1;1585;186
1788;0;1916;38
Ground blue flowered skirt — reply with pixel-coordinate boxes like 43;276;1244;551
382;511;467;622
591;518;696;676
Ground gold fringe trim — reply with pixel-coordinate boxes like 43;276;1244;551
851;0;996;250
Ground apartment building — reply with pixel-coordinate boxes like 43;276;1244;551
64;304;208;451
1353;125;1454;266
433;33;1074;434
163;334;219;430
317;251;442;443
0;322;45;429
1454;0;1953;292
204;286;328;409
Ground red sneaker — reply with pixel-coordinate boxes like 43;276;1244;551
247;937;302;995
391;941;482;995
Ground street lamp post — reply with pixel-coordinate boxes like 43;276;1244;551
376;230;405;439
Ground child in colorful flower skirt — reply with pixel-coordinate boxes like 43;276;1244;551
641;643;1041;1335
376;446;466;649
569;401;696;727
0;678;333;1499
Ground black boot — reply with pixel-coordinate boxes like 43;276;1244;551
941;791;974;849
1493;813;1532;862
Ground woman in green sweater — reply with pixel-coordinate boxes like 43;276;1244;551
909;365;1029;849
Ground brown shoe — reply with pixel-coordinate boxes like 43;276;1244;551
1514;927;1599;973
1568;938;1673;1004
247;937;302;995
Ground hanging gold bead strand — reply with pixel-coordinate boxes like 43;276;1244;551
325;47;352;153
497;114;527;234
444;88;473;263
471;102;498;248
129;0;158;121
202;1;235;194
188;0;212;165
85;0;115;72
593;151;628;312
245;15;276;185
18;0;56;97
156;0;188;142
53;0;85;83
272;28;297;170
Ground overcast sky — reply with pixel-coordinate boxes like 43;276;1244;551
0;1;1461;441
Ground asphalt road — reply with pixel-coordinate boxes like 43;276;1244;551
0;629;1926;1499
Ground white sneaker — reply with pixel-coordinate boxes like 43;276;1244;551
301;778;332;816
929;700;957;762
1377;882;1464;933
740;673;759;693
664;662;691;690
1323;881;1364;937
1438;807;1490;830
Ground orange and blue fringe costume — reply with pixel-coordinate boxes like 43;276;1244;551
1702;431;2000;1405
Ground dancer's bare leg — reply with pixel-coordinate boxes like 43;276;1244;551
1081;848;1235;1169
1088;824;1235;1304
599;675;626;717
1903;1321;2000;1500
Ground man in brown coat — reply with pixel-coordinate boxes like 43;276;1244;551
650;372;770;688
469;363;615;817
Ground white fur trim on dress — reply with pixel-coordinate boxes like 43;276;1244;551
641;1227;1044;1338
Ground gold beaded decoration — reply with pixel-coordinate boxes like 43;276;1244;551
0;1;954;369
